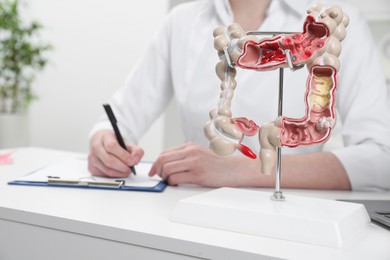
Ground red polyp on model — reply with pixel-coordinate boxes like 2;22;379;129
238;143;257;159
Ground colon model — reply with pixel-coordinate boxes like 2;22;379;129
204;3;349;174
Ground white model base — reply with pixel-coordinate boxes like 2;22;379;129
171;188;370;248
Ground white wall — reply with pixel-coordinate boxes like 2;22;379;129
343;0;390;82
27;0;169;160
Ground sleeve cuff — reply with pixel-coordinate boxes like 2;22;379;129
331;144;390;191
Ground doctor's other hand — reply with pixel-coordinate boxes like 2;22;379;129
149;142;260;187
88;130;144;178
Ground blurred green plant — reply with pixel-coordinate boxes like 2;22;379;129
0;0;51;113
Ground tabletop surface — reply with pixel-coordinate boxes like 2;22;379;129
1;147;390;260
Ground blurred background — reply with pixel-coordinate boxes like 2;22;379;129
1;0;389;160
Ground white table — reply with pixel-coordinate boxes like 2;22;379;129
0;147;389;260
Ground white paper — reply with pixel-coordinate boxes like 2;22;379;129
16;158;162;188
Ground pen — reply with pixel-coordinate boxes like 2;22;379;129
103;104;137;175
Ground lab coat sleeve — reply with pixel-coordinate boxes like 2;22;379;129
331;9;390;191
89;12;175;143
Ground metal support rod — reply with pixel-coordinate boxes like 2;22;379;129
271;68;285;201
243;30;301;201
223;46;235;68
278;68;284;115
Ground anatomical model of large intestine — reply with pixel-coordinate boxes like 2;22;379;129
204;3;349;174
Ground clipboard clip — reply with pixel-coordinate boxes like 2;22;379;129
47;176;126;188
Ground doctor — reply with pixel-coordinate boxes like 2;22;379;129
88;0;390;191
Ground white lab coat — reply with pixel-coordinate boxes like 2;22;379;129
91;0;390;191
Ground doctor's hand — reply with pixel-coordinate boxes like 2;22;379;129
149;142;261;187
88;130;144;178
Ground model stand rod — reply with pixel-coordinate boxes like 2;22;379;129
246;32;303;201
271;67;285;201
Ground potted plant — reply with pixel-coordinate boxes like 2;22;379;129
0;0;51;148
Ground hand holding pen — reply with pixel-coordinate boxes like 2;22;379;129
103;104;138;175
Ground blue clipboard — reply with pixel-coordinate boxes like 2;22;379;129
8;158;167;192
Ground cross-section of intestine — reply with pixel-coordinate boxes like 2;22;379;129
204;3;349;174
